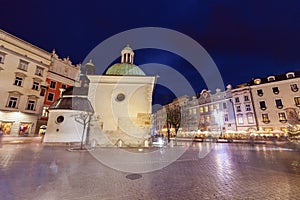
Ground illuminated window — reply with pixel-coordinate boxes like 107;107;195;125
237;114;244;124
193;108;196;115
245;104;251;111
209;105;213;111
247;113;254;124
291;84;298;92
204;106;208;112
278;112;287;123
42;107;49;117
272;87;279;94
295;97;300;107
257;89;263;96
262;114;270;123
199;107;203;113
259;101;267;110
215;104;220;110
205;116;210;123
275;99;283;109
18;60;28;71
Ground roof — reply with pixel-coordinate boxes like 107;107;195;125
63;86;89;96
49;96;94;113
249;70;300;86
105;63;145;76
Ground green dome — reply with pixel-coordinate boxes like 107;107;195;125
105;63;145;76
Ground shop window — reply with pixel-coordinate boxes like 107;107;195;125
262;114;270;124
0;122;13;134
275;99;283;109
19;123;31;135
257;89;263;96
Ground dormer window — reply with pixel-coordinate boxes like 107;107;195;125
267;76;275;82
286;72;295;79
254;79;261;84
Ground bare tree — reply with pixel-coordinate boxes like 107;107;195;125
166;104;181;142
285;108;300;139
74;112;93;149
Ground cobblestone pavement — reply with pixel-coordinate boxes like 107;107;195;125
0;142;300;200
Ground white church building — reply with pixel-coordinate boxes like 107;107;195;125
44;45;156;147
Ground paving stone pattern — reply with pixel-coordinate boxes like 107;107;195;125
0;143;300;200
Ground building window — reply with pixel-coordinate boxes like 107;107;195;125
257;89;263;96
61;84;66;89
295;97;300;107
215;104;220;110
209;105;213;111
245;104;251;111
236;105;242;112
244;95;249;101
259;101;267;110
14;77;23;86
47;93;54;101
0;52;6;63
49;81;56;89
286;72;295;78
40;88;46;96
235;97;240;103
278;112;287;123
193;108;196;115
35;66;44;76
275;99;283;109
26;100;36;110
205;116;210;123
18;60;29;71
237;114;244;124
223;102;227;109
204;106;208;112
262;114;270;123
32;81;39;90
42;106;49;117
247;113;254;124
199;107;203;113
7;97;18;108
267;76;275;82
291;84;298;92
272;87;279;94
224;114;229;122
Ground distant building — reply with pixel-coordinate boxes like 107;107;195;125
231;83;257;132
0;29;51;136
249;72;300;134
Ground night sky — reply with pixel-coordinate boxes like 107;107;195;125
1;0;300;105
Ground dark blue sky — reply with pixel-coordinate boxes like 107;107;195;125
1;0;300;104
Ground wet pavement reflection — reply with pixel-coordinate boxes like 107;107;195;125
0;142;300;199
